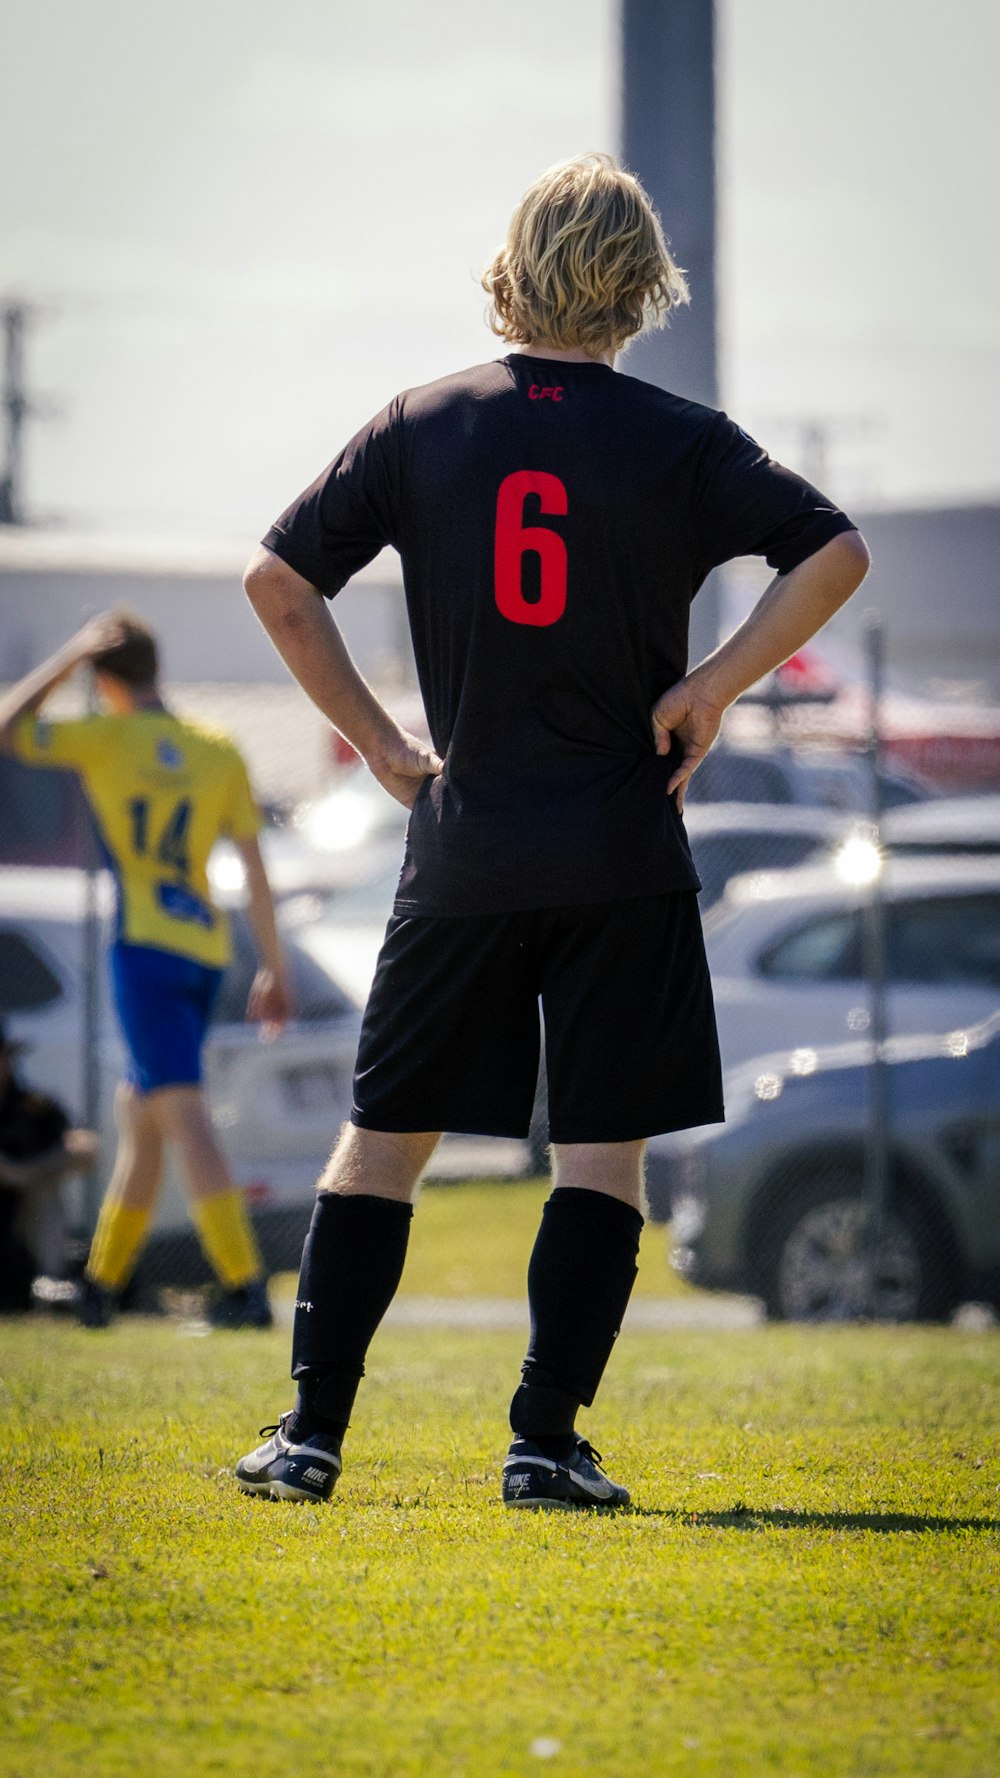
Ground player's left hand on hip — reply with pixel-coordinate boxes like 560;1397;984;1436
650;677;726;814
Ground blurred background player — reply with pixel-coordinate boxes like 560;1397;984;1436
0;611;292;1328
0;1021;99;1313
234;152;869;1510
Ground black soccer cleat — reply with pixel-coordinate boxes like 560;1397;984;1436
502;1436;631;1510
208;1279;273;1330
235;1413;342;1504
77;1276;118;1329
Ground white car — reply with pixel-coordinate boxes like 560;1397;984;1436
209;775;411;903
883;795;1000;858
682;802;857;908
0;869;362;1272
282;851;1000;1178
703;854;1000;1074
643;855;1000;1213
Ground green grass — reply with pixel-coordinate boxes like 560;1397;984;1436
1;1186;998;1777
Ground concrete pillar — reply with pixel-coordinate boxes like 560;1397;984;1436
620;0;721;663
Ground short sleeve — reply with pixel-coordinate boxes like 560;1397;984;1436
221;750;262;841
262;399;400;596
12;714;108;771
692;412;857;581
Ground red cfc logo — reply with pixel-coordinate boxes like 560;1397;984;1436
528;384;564;402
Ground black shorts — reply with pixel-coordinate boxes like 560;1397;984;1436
351;893;724;1145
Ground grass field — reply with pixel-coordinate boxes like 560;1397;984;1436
2;1182;998;1778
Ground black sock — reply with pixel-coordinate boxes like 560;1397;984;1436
510;1187;643;1441
289;1191;413;1442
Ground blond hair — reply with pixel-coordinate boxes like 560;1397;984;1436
482;153;689;356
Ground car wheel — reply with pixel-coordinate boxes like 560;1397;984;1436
755;1171;954;1323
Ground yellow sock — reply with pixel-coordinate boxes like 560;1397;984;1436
191;1190;261;1289
86;1201;151;1293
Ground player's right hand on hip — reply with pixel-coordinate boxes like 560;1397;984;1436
367;729;444;810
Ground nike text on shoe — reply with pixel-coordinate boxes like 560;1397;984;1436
502;1436;631;1510
235;1412;342;1504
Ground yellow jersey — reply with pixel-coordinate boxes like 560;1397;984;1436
15;711;261;969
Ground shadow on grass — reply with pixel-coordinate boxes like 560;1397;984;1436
626;1505;1000;1534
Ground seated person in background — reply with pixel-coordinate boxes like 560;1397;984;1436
0;1022;99;1312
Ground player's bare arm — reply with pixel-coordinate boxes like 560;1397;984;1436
0;612;127;751
651;529;871;808
243;546;442;809
234;833;293;1036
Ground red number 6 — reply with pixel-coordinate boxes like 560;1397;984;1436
494;470;568;627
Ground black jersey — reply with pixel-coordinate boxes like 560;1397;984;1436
263;353;856;916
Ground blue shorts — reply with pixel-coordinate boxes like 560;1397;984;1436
110;943;223;1094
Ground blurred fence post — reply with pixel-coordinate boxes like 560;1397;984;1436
80;673;103;1237
862;613;890;1316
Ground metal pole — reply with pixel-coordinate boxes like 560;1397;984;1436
80;671;103;1236
0;303;29;525
862;613;890;1316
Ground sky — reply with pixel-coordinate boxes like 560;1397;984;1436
2;0;999;536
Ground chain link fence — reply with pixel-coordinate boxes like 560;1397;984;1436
2;622;999;1321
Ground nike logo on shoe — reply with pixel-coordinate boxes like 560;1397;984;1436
559;1464;616;1500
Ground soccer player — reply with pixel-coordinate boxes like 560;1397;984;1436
234;153;869;1507
0;611;292;1328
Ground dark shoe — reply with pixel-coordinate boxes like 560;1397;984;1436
235;1412;342;1503
208;1279;273;1329
502;1436;631;1509
77;1276;118;1328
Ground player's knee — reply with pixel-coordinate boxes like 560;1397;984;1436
551;1139;646;1208
318;1122;437;1201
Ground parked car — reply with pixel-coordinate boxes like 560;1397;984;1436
287;852;1000;1174
683;803;856;908
285;805;858;1012
883;795;1000;858
0;868;363;1283
685;742;927;812
659;1015;1000;1322
209;778;409;903
282;868;399;1005
703;855;1000;1074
